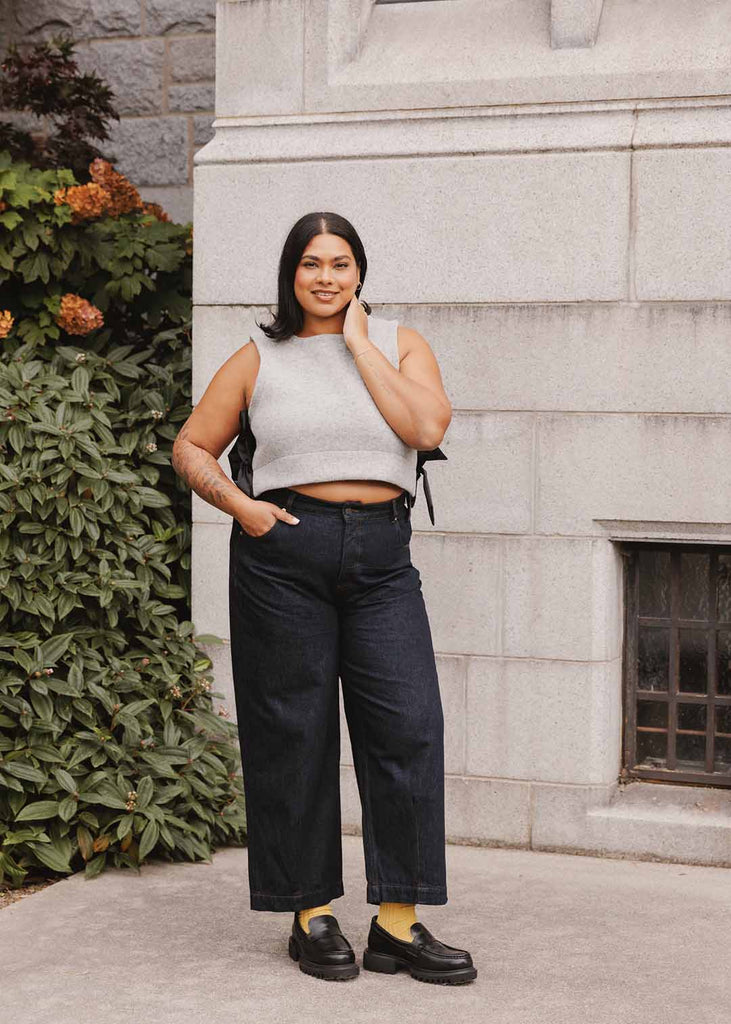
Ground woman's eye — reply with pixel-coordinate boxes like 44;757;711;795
303;263;348;269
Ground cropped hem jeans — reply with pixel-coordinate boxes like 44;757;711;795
228;485;448;912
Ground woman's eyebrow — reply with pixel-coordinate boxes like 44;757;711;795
301;254;352;260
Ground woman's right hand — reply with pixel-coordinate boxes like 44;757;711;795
237;501;300;538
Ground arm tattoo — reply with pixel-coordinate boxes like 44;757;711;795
172;422;250;519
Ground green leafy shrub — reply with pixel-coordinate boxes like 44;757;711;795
0;152;246;886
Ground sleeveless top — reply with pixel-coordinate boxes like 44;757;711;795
244;314;418;499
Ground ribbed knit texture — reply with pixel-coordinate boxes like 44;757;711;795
376;902;419;941
247;315;417;498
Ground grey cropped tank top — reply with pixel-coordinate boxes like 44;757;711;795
245;314;418;499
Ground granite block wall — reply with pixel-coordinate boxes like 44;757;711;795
0;0;216;222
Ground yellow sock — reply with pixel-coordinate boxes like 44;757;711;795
376;901;418;942
297;902;334;934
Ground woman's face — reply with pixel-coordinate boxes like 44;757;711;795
293;233;360;326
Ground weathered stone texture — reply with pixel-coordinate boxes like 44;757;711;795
0;0;140;41
169;34;215;82
635;148;731;300
168;83;215;114
215;0;304;118
105;116;189;186
145;0;216;36
193;115;215;147
466;658;622;784
75;40;165;117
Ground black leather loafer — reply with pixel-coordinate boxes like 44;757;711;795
363;915;477;984
288;912;359;981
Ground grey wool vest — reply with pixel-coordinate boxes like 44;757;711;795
245;314;419;499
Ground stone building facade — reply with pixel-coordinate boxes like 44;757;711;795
192;0;731;868
6;0;731;866
0;0;216;222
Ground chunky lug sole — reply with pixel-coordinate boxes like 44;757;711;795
288;934;359;981
362;947;477;985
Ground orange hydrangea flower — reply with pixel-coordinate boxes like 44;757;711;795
53;182;109;223
88;158;143;217
55;293;104;336
52;160;144;222
0;310;14;338
140;201;171;222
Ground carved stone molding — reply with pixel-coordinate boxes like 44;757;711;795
550;0;605;48
328;0;376;65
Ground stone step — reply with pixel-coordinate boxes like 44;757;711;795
583;781;731;867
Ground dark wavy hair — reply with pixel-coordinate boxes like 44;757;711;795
256;211;372;341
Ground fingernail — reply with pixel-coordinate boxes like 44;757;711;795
291;517;300;523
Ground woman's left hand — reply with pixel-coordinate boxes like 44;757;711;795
342;294;369;351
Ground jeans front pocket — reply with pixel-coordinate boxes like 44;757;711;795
238;517;283;541
360;512;411;569
397;512;413;548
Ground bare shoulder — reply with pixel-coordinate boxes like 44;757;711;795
212;335;262;403
396;324;434;366
237;336;261;407
395;323;451;415
173;335;261;460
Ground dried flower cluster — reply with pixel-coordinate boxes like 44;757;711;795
88;158;143;217
55;293;104;335
0;310;14;338
141;201;171;222
52;158;154;223
52;181;108;222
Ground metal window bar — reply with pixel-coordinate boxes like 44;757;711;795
621;542;731;789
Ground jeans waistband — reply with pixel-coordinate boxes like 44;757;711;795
258;486;410;520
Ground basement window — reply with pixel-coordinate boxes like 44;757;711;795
621;543;731;788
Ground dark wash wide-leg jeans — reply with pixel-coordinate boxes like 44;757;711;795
228;485;448;912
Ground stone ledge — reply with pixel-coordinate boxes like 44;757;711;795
195;102;731;168
534;779;731;868
595;519;731;545
196;109;636;166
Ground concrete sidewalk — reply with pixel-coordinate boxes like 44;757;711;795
2;835;729;1024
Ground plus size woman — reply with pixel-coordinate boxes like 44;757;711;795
172;212;476;985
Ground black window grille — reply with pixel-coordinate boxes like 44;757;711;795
621;543;731;788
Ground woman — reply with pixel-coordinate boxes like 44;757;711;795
172;212;476;985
